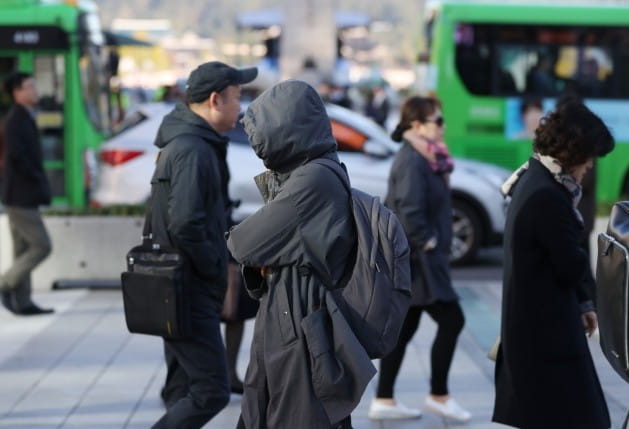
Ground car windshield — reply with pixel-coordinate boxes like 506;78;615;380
110;110;149;137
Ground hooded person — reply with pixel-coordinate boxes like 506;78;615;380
147;61;257;428
227;80;375;429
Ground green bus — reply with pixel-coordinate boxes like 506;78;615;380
0;0;113;208
426;1;629;203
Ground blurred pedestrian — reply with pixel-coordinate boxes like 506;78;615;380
227;80;365;429
368;96;471;422
364;85;390;127
493;100;614;428
330;83;353;109
220;260;259;394
148;61;257;428
0;72;53;316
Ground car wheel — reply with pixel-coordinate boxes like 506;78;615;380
450;199;482;265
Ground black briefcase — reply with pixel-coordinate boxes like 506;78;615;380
121;210;191;340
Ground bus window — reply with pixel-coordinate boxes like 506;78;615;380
455;24;492;96
35;54;66;198
455;24;628;99
495;44;535;94
79;11;111;134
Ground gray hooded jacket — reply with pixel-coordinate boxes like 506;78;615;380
227;81;375;428
148;102;229;310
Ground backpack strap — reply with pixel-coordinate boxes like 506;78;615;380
314;158;380;269
142;202;154;248
312;157;352;193
311;157;357;290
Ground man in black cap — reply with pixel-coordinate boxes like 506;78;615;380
147;61;257;428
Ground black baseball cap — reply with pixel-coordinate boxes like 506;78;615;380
186;61;258;103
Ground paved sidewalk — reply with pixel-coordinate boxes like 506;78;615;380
0;282;627;428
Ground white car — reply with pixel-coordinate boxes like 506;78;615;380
92;102;511;264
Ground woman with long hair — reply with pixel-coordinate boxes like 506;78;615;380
368;96;471;422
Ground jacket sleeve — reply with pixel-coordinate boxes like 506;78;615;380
167;146;223;281
5;112;45;182
392;157;435;249
227;188;301;268
533;188;591;289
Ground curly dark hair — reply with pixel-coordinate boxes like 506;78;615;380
391;96;441;142
533;100;614;170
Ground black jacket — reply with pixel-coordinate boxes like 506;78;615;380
148;102;230;310
493;158;610;428
227;81;373;428
1;104;51;207
384;141;457;306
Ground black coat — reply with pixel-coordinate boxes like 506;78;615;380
493;158;610;429
227;81;374;428
384;141;457;306
148;102;230;310
1;104;51;207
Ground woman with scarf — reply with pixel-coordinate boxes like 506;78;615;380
493;100;614;428
368;96;471;422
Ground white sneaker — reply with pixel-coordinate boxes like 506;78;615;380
368;399;422;420
424;396;472;422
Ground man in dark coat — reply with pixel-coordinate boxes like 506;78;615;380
494;101;613;429
148;61;257;428
227;80;375;429
0;72;53;316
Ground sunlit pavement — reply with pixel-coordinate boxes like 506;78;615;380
0;283;627;429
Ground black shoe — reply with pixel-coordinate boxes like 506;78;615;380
1;291;16;314
14;304;54;316
231;379;244;395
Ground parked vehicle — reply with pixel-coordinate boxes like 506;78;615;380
91;102;511;264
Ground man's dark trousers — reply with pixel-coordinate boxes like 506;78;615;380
152;298;230;429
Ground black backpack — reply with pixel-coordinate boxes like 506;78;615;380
596;201;629;384
314;158;412;359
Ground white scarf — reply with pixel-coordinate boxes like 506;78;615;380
501;153;584;225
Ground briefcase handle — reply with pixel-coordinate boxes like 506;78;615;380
141;203;156;249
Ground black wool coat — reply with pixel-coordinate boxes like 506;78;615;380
492;158;610;429
1;104;51;207
384;141;457;306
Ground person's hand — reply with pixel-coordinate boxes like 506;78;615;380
581;311;598;337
